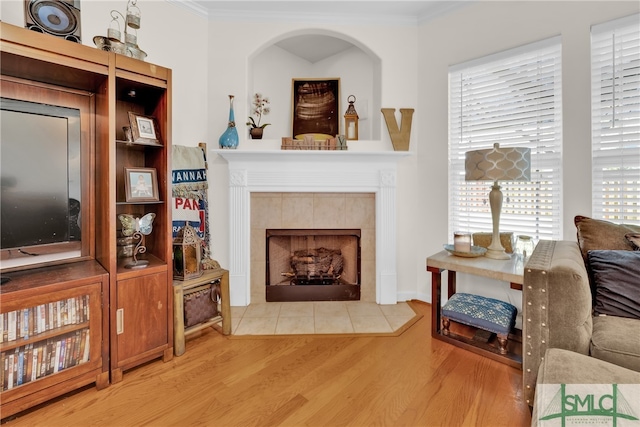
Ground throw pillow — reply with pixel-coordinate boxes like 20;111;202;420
626;233;640;250
574;215;640;263
588;250;640;320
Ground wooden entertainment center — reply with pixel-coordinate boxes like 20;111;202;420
0;23;173;417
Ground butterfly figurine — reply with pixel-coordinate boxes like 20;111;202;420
119;213;156;236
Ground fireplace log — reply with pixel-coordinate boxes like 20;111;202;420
291;256;315;263
286;247;344;279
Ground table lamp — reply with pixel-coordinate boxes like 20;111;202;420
465;143;531;259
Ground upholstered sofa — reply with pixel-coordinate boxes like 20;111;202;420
522;216;640;410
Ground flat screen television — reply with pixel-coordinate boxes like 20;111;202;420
1;97;84;271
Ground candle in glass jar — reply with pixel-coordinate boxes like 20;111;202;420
454;232;472;252
516;235;535;259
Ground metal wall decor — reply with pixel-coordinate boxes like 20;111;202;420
93;0;146;60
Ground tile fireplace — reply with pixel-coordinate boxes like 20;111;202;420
266;228;361;302
253;192;374;303
214;150;409;306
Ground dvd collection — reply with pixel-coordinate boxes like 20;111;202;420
1;329;91;391
0;295;91;391
1;295;90;343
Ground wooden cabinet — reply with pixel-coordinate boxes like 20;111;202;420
97;54;174;383
0;262;109;419
112;272;170;383
0;21;173;414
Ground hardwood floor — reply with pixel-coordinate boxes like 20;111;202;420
2;301;532;427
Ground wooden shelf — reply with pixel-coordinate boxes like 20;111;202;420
184;316;223;337
0;322;89;353
115;201;166;206
115;140;164;148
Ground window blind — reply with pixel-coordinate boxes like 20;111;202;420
449;37;563;242
591;14;640;224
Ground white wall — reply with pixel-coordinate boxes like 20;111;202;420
417;1;639;310
251;45;310;140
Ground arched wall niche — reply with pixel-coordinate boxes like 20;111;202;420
247;29;382;141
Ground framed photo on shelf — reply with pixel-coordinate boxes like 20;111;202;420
128;112;161;145
291;78;340;138
124;167;159;202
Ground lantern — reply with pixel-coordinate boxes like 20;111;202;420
125;0;141;29
344;95;359;140
173;222;203;281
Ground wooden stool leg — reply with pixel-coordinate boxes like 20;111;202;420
173;284;186;356
497;334;508;354
442;317;451;336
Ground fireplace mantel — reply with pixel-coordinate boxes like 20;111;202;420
214;149;409;163
213;149;410;306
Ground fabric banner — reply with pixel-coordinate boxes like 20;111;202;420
171;145;209;246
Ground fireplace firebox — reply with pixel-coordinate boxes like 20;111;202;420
266;229;361;302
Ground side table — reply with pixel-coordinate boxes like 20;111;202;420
173;268;231;356
426;250;524;368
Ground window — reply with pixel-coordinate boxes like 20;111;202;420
449;37;563;242
591;14;640;224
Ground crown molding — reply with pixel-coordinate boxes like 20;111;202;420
418;1;474;25
166;1;473;26
210;9;418;26
165;0;209;18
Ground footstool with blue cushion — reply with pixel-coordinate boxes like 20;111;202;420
441;293;517;354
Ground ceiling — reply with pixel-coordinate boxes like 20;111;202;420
273;34;355;63
187;1;471;62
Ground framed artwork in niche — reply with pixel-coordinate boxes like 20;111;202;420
291;78;340;138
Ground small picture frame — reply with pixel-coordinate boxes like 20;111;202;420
124;167;159;202
128;112;161;145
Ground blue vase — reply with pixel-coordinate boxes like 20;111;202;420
219;95;239;149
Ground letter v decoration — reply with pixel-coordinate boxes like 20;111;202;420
381;108;414;151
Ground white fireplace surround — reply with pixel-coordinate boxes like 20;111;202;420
214;150;410;306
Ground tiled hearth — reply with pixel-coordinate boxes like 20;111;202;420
230;301;417;335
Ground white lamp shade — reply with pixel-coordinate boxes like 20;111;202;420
465;143;531;182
